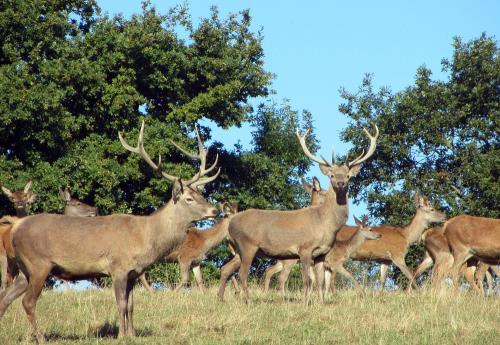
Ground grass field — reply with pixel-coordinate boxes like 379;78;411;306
0;285;499;345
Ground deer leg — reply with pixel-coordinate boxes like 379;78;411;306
0;272;28;319
431;254;453;287
278;261;294;298
337;266;360;289
218;254;241;302
263;261;283;293
138;273;153;292
462;264;480;292
22;264;52;344
192;265;205;291
0;254;9;291
324;269;332;299
313;259;324;303
299;253;313;305
450;251;471;290
176;259;192;291
392;257;417;290
475;263;489;295
379;263;388;290
413;252;434;283
230;276;241;295
126;278;135;337
112;274;130;338
238;245;258;304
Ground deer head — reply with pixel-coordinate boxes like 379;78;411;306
59;188;98;217
296;124;379;204
301;177;327;206
1;180;37;217
353;215;381;241
119;120;220;220
413;192;446;224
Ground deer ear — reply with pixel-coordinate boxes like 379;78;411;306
348;164;362;177
413;192;420;207
312;177;321;191
172;179;184;203
24;180;33;194
362;215;369;224
353;215;361;226
1;186;13;199
319;164;330;176
301;178;313;194
28;193;38;204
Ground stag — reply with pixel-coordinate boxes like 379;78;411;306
0;121;220;342
443;215;500;290
323;216;381;296
218;124;378;304
0;181;37;290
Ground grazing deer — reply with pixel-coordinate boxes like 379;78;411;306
218;124;379;304
443;215;500;290
0;121;220;342
163;202;239;291
0;181;37;290
323;215;381;296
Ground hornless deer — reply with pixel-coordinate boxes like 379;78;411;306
443;215;500;290
163;202;239;291
218;124;379;304
323;215;381;297
264;190;444;293
0;121;220;342
0;181;37;290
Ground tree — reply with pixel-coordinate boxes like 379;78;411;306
0;1;318;285
338;34;499;285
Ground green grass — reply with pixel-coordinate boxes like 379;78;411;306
0;286;499;344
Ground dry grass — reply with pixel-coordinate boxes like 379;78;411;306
0;285;499;345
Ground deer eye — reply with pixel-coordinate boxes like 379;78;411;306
185;197;194;203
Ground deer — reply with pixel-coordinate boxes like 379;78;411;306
266;193;445;293
0;120;220;342
442;215;500;291
162;202;239;291
323;215;381;297
412;226;486;291
0;181;37;291
218;124;379;304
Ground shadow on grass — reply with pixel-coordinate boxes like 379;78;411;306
44;321;153;341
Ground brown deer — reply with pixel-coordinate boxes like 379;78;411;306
264;190;444;293
218;124;379;304
443;215;500;290
263;177;324;294
0;121;220;342
0;181;37;290
323;215;381;296
162;202;239;291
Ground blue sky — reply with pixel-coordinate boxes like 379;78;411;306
98;1;499;219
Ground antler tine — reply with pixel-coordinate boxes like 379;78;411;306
295;128;331;167
348;123;379;167
191;167;221;189
119;120;179;182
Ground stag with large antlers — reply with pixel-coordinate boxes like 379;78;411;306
265;191;445;293
218;124;379;304
0;121;220;342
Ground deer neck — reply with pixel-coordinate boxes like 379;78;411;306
319;186;349;229
345;231;367;258
205;218;230;247
148;200;193;257
15;208;28;218
404;210;430;244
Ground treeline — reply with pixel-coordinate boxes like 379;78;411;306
0;1;498;287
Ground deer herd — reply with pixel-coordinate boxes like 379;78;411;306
0;120;498;342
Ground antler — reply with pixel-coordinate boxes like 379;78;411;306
348;123;379;167
119;120;184;183
295;128;331;166
170;125;220;189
